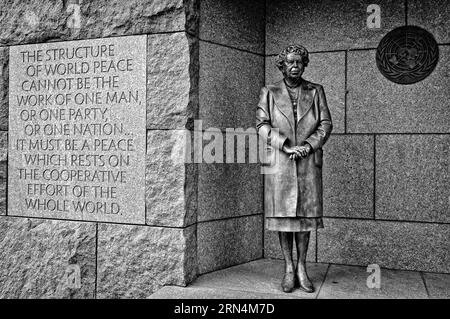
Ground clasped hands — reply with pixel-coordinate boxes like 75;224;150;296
282;143;312;161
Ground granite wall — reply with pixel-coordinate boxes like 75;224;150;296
196;0;265;274
265;0;450;273
0;0;448;300
0;0;199;298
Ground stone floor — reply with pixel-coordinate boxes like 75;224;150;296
150;259;450;299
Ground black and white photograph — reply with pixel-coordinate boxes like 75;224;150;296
0;0;448;309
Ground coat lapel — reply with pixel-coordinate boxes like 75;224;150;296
296;80;315;123
270;80;295;131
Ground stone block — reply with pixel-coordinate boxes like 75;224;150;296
318;264;428;299
409;0;450;44
198;163;235;222
347;48;450;133
0;217;96;298
97;223;197;298
323;135;374;218
376;135;449;223
264;229;316;262
234;163;263;216
199;0;265;54
318;218;450;273
191;259;329;299
423;273;450;298
8;36;147;225
198;163;262;222
147;32;198;130
266;0;405;54
199;41;264;129
197;215;263;274
266;52;345;133
0;0;196;46
146;130;197;227
0;47;7;130
0;131;6;215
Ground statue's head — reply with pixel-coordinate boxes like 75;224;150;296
275;44;309;81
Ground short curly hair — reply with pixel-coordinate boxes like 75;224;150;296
275;44;309;70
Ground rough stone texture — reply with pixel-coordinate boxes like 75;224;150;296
409;0;450;44
146;130;197;227
318;218;450;273
199;41;264;129
423;273;450;299
376;135;449;223
97;223;197;299
197;215;263;274
347;48;450;133
318;264;428;299
0;131;6;215
198;162;262;222
266;0;405;54
266;52;345;133
323;135;374;218
150;285;303;299
147;32;198;130
264;229;316;262
198;164;235;222
0;47;7;130
0;0;198;46
199;0;265;54
0;217;96;298
191;259;329;299
234;163;263;217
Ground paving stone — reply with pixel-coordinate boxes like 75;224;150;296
266;52;345;133
192;259;328;298
199;41;264;129
147;32;198;130
0;217;96;298
264;229;316;263
323;135;374;219
197;215;263;274
97;223;196;299
318;218;450;273
347;48;450;133
318;264;428;299
423;272;450;299
266;0;405;53
149;285;300;299
200;0;265;54
376;135;449;223
409;0;450;44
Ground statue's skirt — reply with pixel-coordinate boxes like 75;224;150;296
265;217;323;232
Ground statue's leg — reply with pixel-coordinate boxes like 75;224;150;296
278;231;295;293
294;231;314;293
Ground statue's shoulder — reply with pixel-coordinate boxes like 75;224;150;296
302;79;323;90
265;80;284;94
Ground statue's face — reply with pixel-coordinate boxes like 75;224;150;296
281;52;304;79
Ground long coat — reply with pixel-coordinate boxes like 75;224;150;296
256;79;333;218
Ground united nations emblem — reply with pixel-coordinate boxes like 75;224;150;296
376;26;439;85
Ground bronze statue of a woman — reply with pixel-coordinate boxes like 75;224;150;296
256;44;333;293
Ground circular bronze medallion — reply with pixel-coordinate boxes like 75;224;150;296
376;26;439;84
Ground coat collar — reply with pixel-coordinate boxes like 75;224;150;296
269;79;316;130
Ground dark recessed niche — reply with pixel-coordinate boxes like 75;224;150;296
376;26;439;85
